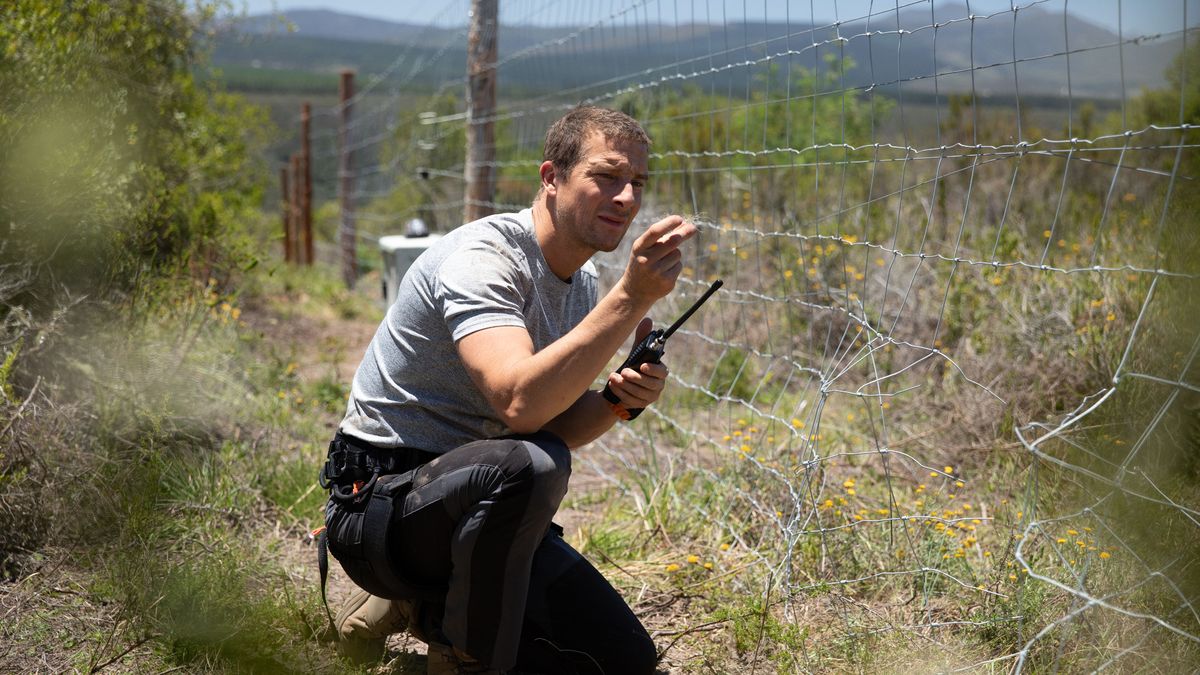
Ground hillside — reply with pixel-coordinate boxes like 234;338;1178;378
214;4;1180;98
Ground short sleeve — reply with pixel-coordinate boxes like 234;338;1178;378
434;236;530;341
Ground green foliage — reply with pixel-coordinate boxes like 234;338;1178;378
0;339;19;404
712;596;808;670
365;91;468;232
582;524;639;562
1129;39;1200;127
635;57;888;222
0;0;269;332
209;64;343;94
709;348;756;402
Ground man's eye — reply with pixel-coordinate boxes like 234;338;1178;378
632;180;645;189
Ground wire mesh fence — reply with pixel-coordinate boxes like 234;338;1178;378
317;1;1199;670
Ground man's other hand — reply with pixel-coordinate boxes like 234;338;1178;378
605;317;669;410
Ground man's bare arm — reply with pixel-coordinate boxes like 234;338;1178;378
457;216;694;434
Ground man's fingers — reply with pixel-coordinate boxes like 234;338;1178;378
640;214;685;241
608;374;657;408
636;216;697;258
636;361;669;381
655;220;697;246
617;363;667;391
610;361;669;408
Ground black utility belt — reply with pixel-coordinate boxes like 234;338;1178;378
319;432;439;496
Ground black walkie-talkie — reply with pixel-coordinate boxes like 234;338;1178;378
602;279;723;421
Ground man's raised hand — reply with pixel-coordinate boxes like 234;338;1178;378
620;215;698;304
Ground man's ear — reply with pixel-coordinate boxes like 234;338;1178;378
539;161;557;196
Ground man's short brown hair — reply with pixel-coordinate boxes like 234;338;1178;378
543;105;651;174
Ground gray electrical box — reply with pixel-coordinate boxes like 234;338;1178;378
379;232;441;306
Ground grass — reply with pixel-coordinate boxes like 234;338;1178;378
0;257;391;673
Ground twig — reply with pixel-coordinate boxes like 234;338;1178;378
88;633;155;673
592;547;640;583
0;377;41;439
285;481;320;515
654;617;731;660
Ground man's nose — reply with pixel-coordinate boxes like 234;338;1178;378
612;181;636;208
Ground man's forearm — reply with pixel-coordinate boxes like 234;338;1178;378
489;281;652;427
540;390;621;449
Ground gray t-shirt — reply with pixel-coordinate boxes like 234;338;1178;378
339;209;598;451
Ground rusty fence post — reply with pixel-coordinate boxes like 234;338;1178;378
280;165;293;263
301;102;314;265
338;71;357;287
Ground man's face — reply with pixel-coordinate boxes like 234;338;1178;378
550;131;649;254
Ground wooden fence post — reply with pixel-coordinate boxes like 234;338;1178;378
301;102;314;265
339;71;357;287
464;0;497;223
280;166;293;263
290;153;302;263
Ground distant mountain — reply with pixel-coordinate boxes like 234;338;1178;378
226;8;437;44
215;4;1180;99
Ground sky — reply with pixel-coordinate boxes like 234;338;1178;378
229;0;1197;36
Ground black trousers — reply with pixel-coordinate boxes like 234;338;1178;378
394;432;657;674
